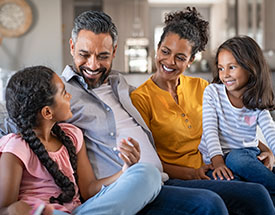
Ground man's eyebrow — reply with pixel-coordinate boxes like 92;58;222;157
99;52;111;55
79;49;89;53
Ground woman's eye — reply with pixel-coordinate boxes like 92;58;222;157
218;67;224;71
230;65;236;70
177;56;185;61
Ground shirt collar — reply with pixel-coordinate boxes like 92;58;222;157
62;65;88;89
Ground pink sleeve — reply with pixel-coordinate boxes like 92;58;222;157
0;134;49;178
58;123;83;153
0;134;32;163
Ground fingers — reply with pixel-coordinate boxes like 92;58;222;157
257;153;267;161
213;167;234;180
198;166;211;180
258;152;274;170
127;137;141;153
117;138;140;166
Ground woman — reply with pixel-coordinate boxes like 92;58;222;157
131;7;275;214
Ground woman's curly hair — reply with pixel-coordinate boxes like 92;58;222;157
158;7;209;59
5;66;78;204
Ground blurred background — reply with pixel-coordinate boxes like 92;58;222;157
0;0;275;92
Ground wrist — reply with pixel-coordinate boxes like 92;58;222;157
211;155;225;169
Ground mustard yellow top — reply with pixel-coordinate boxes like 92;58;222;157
131;74;209;169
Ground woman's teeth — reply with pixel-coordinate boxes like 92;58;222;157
163;65;174;72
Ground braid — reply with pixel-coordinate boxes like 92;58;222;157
52;123;78;183
20;125;75;204
5;66;77;204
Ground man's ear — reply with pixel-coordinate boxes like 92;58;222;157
112;44;118;58
40;106;53;120
69;38;74;57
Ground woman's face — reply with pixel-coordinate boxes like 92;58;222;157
155;33;193;81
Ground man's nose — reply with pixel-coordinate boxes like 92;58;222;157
87;55;100;70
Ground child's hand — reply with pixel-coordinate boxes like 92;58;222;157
117;137;140;172
7;201;31;215
212;164;234;180
211;155;234;180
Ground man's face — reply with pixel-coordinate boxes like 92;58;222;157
70;30;117;88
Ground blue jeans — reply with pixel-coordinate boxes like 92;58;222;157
53;163;161;215
138;179;275;215
225;147;275;204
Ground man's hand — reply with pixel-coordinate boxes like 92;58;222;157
117;137;140;172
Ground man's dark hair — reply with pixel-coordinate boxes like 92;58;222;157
71;10;118;48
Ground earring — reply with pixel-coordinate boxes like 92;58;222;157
187;64;190;68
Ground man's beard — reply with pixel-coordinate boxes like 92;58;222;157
72;63;112;89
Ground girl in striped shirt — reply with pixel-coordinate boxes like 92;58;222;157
199;36;275;202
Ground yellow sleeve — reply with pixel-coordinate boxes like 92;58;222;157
130;91;152;129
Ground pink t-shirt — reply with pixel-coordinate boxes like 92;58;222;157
0;123;83;213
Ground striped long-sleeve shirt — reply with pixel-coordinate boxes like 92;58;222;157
198;83;275;164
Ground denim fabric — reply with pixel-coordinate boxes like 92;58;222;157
161;179;274;215
138;182;228;215
225;147;275;205
71;163;161;215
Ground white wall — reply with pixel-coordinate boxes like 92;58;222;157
0;0;63;74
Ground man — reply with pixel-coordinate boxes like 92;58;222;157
59;10;274;215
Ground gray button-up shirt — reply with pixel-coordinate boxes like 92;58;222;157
61;66;155;179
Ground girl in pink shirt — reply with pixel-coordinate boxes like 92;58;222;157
0;66;161;215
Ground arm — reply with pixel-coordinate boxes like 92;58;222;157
201;86;234;180
257;110;275;170
0;153;31;215
77;137;140;201
162;162;212;180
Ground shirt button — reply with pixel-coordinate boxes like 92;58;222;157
106;107;110;111
181;113;185;117
110;132;115;136
185;119;188;123
188;125;192;129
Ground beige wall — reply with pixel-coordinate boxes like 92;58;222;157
103;0;149;72
0;0;63;73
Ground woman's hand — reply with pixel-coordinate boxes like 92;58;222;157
117;137;140;172
195;164;213;180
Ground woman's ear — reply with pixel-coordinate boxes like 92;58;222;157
40;106;53;120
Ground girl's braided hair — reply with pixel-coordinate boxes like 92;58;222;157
5;66;78;204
